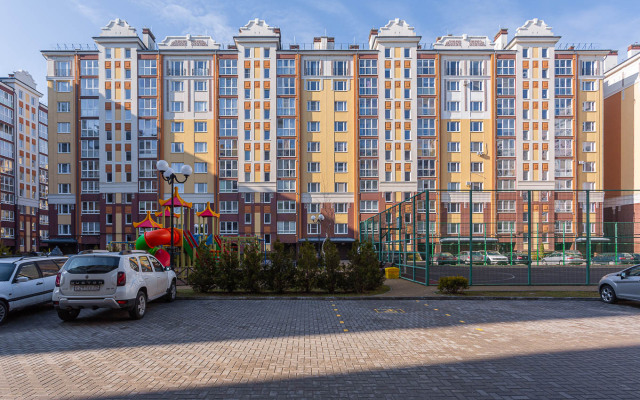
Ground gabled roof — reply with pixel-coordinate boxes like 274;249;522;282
133;211;163;229
196;202;220;218
159;187;192;208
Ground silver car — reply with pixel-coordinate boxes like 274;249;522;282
599;264;640;303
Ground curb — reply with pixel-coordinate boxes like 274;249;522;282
176;295;600;301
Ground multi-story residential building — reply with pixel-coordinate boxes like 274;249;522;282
0;71;49;253
42;18;607;253
604;44;640;251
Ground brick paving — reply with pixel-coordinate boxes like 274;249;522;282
1;298;640;399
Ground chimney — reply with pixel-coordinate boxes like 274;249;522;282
494;28;508;50
313;36;334;50
368;28;378;50
142;28;156;50
628;43;640;59
604;50;618;72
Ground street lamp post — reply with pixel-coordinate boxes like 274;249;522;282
310;213;324;258
156;160;192;270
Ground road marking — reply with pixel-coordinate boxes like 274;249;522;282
459;320;465;323
336;314;340;317
334;309;338;311
340;321;344;324
374;309;405;314
475;328;483;331
445;314;451;316
343;329;348;332
433;308;438;311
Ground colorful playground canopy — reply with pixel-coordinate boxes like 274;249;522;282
133;211;163;229
196;202;220;218
159;187;192;208
155;207;180;218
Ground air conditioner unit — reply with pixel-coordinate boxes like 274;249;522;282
578;161;585;165
466;181;472;186
476;151;484;156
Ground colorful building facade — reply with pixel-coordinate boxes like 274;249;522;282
42;18;608;252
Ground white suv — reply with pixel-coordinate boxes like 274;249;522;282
53;250;177;321
0;256;68;325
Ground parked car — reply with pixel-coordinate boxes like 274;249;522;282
0;256;68;325
479;250;509;265
591;253;634;265
506;252;530;264
430;252;458;265
599;264;640;303
633;254;640;263
457;251;484;264
53;250;177;321
540;252;585;265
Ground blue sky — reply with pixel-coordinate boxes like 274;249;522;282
2;0;640;103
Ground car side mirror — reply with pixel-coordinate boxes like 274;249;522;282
165;267;172;271
15;276;29;283
620;272;627;279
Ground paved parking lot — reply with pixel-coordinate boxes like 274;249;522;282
1;298;640;399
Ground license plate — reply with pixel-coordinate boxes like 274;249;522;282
74;285;100;291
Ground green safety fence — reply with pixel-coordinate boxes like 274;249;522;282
359;189;640;286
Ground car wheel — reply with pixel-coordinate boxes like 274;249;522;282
57;309;80;322
0;300;8;325
600;285;617;304
129;291;147;320
165;280;177;303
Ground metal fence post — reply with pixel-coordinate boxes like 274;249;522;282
527;190;532;285
469;190;473;285
412;196;416;282
586;189;591;284
425;190;430;286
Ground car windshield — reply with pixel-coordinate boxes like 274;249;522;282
64;256;120;274
0;263;16;281
486;251;501;255
471;252;483;256
441;253;453;257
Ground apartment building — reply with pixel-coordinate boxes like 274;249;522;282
0;71;49;253
604;44;640;251
42;18;607;252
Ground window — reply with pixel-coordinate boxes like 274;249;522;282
307;182;320;193
555;119;573;137
583;142;596;152
307;162;320;173
219;98;237;116
581;61;597;76
497;200;516;213
497;59;515;75
170;81;184;92
334;101;348;112
582;162;596;172
277;77;296;95
555;78;573;95
447;223;460;234
334;121;347;132
194;142;207;153
583;101;596;112
139;99;157;116
555;159;573;177
277;159;296;177
555;200;573;213
583;121;596;132
447;81;459;91
445;61;460;76
555;139;573;157
581;81;596;91
194;183;208;193
277;118;296;136
80;78;99;96
277;221;296;234
335;162;348;173
359;98;377;116
469;61;483;75
555;59;572;75
138;59;157;75
194;162;208;174
447;142;460;152
277;201;296;214
307;142;320;153
359;118;377;136
58;142;71;153
360;200;378;213
57;122;70;133
57;81;71;92
307;101;320;111
220;201;239;214
80;60;99;75
446;101;459;112
470;121;483;132
219;119;237;137
334;142;347;152
496;98;515;116
446;121;460;132
219;160;238;178
447;162;460;173
219;78;237;95
359;78;377;95
418;119;435;136
277;139;296;157
497;160;515;177
417;139;435;157
334;224;348;235
171;142;184;153
306;80;321;91
496;139;515;157
57;163;71;174
470;162;483;172
359;59;377;75
359;180;378;192
57;102;70;113
417;77;435;95
359;159;378;177
220;221;239;235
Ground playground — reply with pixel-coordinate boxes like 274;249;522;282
110;188;263;283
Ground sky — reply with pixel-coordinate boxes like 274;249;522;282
2;0;640;103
